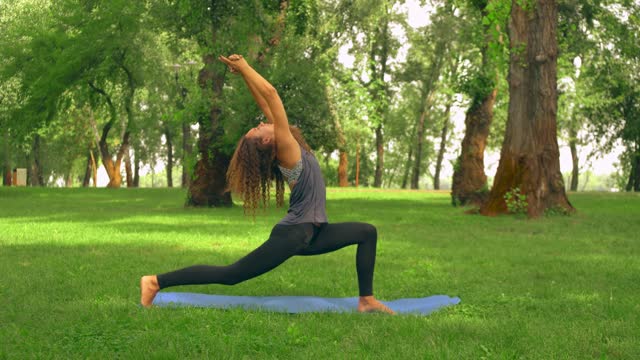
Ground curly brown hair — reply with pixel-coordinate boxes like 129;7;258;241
226;125;311;216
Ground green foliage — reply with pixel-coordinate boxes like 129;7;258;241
458;70;495;110
504;187;528;215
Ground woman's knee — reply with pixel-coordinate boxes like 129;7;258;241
360;223;377;243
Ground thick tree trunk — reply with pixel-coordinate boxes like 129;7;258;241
451;4;498;206
451;89;496;205
186;56;232;207
373;125;384;188
480;0;573;217
165;127;174;188
569;130;579;191
181;121;192;188
434;103;452;190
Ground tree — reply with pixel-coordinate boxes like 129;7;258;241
480;0;574;216
452;0;509;205
341;0;403;188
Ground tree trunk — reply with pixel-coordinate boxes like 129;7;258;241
371;9;391;188
90;149;97;187
133;157;140;188
124;148;133;187
401;147;413;189
181;121;192;188
186;55;232;207
411;111;427;189
82;149;92;187
569;126;579;191
65;172;73;187
88;83;130;188
451;89;496;205
355;141;360;188
480;0;573;217
634;151;640;192
434;103;452;190
3;125;10;186
326;85;349;187
626;148;639;192
373;125;384;188
165;126;174;188
30;134;44;186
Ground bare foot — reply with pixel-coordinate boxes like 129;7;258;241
140;275;160;308
358;296;395;314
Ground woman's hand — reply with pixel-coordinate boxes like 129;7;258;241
219;54;249;75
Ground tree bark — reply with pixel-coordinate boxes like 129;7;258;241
186;55;232;207
480;0;574;217
434;102;452;190
452;89;496;205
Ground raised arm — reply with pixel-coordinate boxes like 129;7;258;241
240;68;274;123
219;55;300;167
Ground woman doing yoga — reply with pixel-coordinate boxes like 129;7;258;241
140;54;394;314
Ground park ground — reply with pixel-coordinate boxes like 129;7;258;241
1;188;639;359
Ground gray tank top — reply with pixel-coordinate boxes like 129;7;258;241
277;147;328;225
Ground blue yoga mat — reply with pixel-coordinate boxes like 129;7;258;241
153;292;461;315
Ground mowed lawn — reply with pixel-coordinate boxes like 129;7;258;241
1;187;639;359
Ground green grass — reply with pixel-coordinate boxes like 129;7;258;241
1;187;639;359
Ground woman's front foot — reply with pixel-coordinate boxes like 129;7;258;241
358;295;395;314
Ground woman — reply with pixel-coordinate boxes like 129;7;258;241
140;54;393;314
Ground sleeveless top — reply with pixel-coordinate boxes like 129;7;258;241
277;147;328;225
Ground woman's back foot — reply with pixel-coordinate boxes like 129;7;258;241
140;275;160;308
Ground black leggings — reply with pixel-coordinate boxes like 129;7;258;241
156;222;377;296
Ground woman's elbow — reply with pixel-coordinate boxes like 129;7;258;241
263;85;278;99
